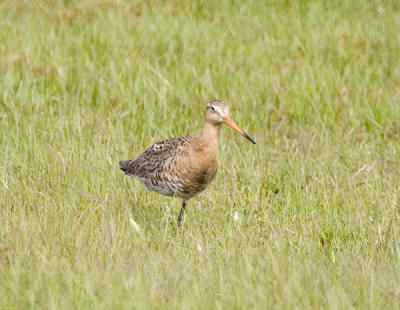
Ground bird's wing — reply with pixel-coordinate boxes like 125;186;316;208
120;137;195;177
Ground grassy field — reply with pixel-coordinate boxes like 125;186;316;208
1;0;400;308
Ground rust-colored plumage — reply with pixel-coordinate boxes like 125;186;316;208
120;100;256;225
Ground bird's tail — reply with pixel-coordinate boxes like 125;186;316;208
119;160;133;174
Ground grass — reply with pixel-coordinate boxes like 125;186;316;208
1;0;400;308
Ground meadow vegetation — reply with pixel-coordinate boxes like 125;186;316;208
1;0;400;308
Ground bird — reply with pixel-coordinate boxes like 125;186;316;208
119;99;256;226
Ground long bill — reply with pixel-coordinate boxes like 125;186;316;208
223;117;256;144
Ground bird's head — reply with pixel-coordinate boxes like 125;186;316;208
205;99;256;144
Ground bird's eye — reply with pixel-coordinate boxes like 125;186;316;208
211;106;215;111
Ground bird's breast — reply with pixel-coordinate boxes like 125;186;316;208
183;152;218;191
193;162;218;186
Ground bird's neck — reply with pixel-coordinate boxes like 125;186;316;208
198;120;221;154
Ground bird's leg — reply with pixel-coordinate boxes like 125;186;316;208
177;200;187;226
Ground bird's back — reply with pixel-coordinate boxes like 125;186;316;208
120;137;194;176
120;136;217;200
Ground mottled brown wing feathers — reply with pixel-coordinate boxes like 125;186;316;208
119;137;195;177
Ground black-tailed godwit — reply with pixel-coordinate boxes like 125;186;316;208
119;100;256;225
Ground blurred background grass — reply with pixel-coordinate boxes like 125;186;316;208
1;0;400;308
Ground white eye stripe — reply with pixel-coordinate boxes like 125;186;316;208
214;106;223;114
209;104;227;116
